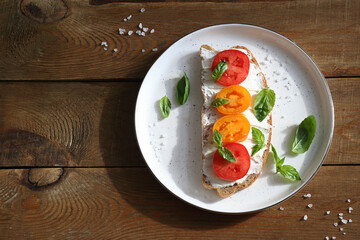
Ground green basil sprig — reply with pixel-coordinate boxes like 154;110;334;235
176;72;190;105
251;127;265;156
291;115;316;154
159;96;171;118
254;88;275;122
212;61;228;82
271;144;301;181
213;130;236;162
211;98;229;108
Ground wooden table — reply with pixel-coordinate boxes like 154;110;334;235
0;0;359;239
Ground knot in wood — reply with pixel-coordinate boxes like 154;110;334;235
27;168;64;188
21;0;69;24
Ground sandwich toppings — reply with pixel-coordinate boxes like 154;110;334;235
211;50;250;86
215;85;251;115
213;114;250;144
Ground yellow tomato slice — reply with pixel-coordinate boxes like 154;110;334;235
215;85;251;115
213;114;250;143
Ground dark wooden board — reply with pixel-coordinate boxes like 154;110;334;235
0;166;359;239
0;0;359;80
0;78;358;167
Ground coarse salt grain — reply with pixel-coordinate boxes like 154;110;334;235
126;15;132;20
333;222;338;227
303;193;311;198
279;207;284;211
113;48;118;52
119;28;126;35
139;23;143;29
141;49;145;53
303;215;308;221
346;199;351;203
326;211;331;215
343;232;346;235
101;42;108;47
143;27;149;32
325;237;329;240
152;48;158;52
123;18;127;22
128;30;133;36
150;29;155;34
141;31;146;36
339;228;343;231
140;8;145;13
348;219;352;223
136;30;142;35
340;219;348;225
338;213;343;216
331;237;336;240
103;48;108;51
307;204;313;208
348;207;353;213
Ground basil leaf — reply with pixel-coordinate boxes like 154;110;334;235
254;88;275;122
251;127;266;156
271;144;301;181
278;165;301;181
218;147;236;163
291;115;317;154
212;61;228;81
176;72;190;105
213;129;223;148
271;144;282;171
211;98;230;108
159;96;171;118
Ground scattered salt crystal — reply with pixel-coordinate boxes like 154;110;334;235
123;18;127;22
339;228;343;231
325;237;329;240
348;207;353;213
139;23;143;29
303;215;308;221
140;7;145;13
113;48;118;52
119;28;126;35
343;232;346;235
307;204;313;208
141;31;146;36
141;49;145;53
101;41;108;47
346;199;351;203
279;207;284;211
348;219;352;223
333;222;338;227
143;27;149;32
339;216;343;220
126;15;132;20
128;30;133;36
331;237;336;240
152;48;158;52
340;219;348;225
326;211;331;215
103;47;108;51
136;30;142;35
338;213;343;216
150;29;155;34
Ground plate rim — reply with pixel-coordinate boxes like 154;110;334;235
134;23;335;214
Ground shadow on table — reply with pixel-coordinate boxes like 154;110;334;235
99;85;258;230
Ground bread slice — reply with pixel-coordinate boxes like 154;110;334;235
200;45;272;198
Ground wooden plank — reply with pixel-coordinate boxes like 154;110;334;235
0;78;358;167
0;166;359;239
0;82;144;167
0;0;359;80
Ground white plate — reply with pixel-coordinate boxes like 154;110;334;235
135;24;334;214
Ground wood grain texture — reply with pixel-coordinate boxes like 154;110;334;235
0;0;359;80
0;166;359;239
0;78;358;167
0;82;144;167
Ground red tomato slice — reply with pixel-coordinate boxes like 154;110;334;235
211;50;250;86
213;143;250;181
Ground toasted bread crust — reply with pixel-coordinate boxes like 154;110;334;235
200;44;272;198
